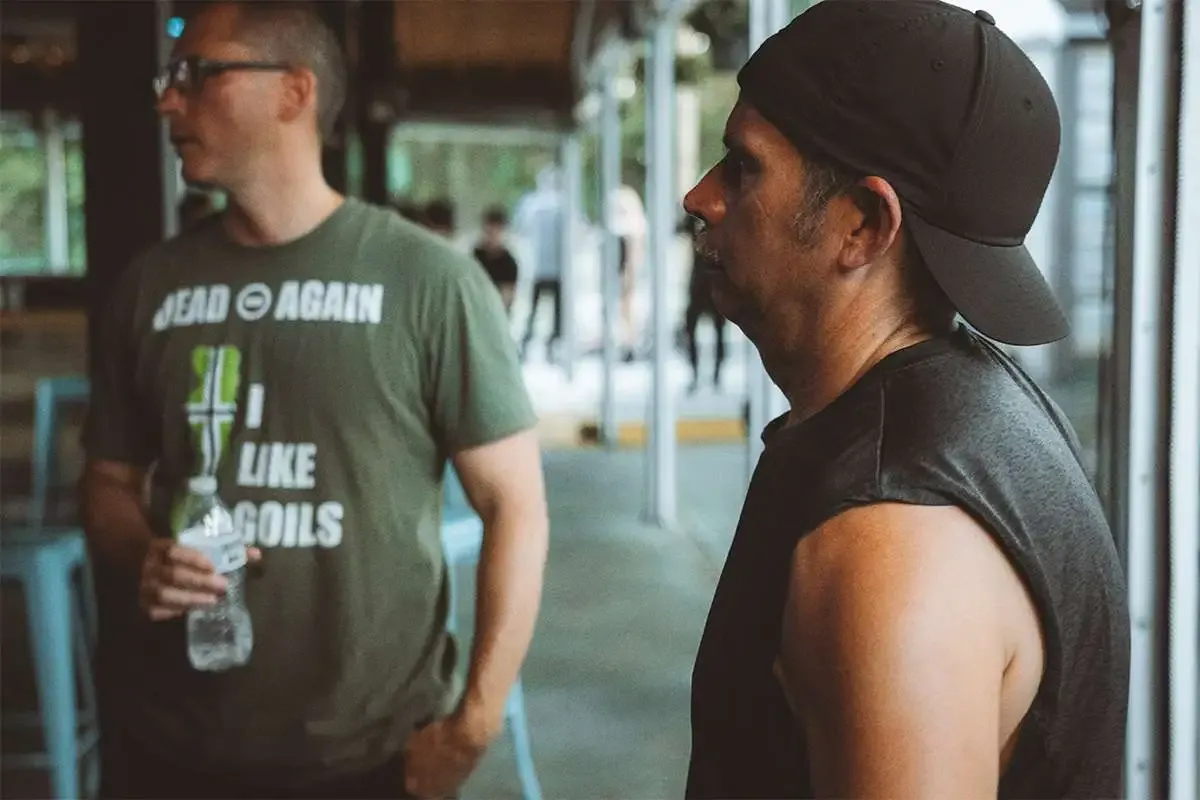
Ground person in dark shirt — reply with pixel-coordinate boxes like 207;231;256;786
473;206;519;314
392;199;423;225
682;2;1129;799
680;215;727;392
423;198;455;239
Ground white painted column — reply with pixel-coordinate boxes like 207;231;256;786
599;55;622;447
1121;1;1176;798
560;134;583;381
447;144;470;235
1049;44;1081;385
676;84;701;199
643;8;679;527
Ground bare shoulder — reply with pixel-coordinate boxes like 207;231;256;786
779;502;1042;795
787;502;1025;666
794;502;1010;586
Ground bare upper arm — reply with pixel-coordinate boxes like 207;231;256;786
83;459;147;494
779;502;1042;799
450;428;546;521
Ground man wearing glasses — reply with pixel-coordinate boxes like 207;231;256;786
80;3;549;798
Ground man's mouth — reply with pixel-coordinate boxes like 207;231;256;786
692;229;716;264
694;240;724;272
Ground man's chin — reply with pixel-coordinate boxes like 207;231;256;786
709;275;739;319
178;156;216;188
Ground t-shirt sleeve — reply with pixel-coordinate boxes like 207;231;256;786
424;257;537;453
81;264;158;466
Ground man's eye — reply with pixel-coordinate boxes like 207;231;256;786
722;152;750;186
722;153;741;175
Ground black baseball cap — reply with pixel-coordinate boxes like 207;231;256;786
737;0;1069;346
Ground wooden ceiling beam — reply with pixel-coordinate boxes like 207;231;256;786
394;0;575;69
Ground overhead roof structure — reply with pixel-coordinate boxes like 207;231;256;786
0;0;646;126
391;0;638;127
1;0;1111;125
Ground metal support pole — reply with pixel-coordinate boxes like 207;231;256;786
1106;9;1140;563
156;0;180;239
766;0;794;51
560;134;583;381
1122;1;1176;797
1049;45;1081;385
643;10;679;527
1167;0;1200;795
744;0;796;474
599;55;622;447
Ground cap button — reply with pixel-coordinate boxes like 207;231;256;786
975;9;996;24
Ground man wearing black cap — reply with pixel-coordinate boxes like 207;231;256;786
684;2;1129;798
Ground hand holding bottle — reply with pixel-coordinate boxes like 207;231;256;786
138;537;261;622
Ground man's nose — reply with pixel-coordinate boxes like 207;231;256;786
156;86;185;118
683;166;724;226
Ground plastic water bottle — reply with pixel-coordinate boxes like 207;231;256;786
176;476;253;671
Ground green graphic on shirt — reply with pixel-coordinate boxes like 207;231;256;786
171;344;242;533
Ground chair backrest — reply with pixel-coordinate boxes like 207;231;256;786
441;463;484;632
441;464;483;560
443;463;472;517
31;376;91;527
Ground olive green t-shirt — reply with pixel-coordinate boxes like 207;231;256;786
83;199;537;783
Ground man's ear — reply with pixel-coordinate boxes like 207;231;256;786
279;67;318;125
837;176;903;271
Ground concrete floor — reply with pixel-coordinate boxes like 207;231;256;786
1;444;749;799
462;444;745;798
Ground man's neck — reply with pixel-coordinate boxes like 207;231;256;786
767;318;933;429
223;163;343;247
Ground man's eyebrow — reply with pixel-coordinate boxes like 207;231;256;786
723;133;759;164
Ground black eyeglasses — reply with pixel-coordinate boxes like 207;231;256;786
153;56;291;99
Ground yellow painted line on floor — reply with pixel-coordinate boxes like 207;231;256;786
549;417;746;449
616;417;746;446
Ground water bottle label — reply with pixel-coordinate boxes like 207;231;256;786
178;525;247;575
213;540;248;573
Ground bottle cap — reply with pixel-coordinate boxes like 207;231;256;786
187;475;218;496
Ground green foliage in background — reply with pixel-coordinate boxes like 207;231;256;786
0;128;48;270
0;116;87;275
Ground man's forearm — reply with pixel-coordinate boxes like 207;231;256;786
80;474;155;579
459;502;549;736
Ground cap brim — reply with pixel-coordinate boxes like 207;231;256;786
905;213;1070;346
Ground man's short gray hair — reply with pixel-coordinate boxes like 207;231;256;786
228;1;347;140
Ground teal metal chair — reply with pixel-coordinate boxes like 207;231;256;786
27;374;96;643
2;376;100;798
442;467;542;800
31;374;90;528
1;528;100;800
